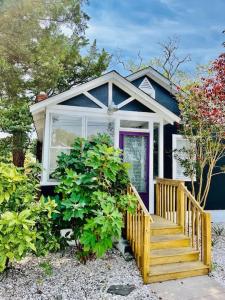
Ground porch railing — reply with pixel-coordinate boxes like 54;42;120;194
126;184;153;283
156;178;211;268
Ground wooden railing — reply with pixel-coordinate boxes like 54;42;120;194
126;184;153;283
156;178;211;268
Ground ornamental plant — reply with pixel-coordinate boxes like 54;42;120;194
176;53;225;208
52;134;137;261
0;162;59;272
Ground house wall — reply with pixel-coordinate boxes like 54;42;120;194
131;76;180;116
163;122;225;217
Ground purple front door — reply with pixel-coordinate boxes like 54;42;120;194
119;131;150;209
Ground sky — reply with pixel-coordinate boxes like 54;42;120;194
84;0;225;76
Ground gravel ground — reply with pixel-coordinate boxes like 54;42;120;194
0;248;159;300
210;222;225;287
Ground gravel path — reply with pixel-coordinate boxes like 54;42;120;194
0;248;159;300
210;223;225;288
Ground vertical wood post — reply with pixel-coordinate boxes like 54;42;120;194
203;212;211;269
156;183;160;215
177;182;185;232
142;215;150;284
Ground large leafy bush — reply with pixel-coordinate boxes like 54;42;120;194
0;162;58;272
53;134;136;260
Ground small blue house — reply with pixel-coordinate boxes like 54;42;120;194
30;67;224;222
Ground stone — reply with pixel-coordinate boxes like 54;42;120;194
107;284;136;296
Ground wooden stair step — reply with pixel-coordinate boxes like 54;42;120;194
151;225;183;236
151;234;190;249
148;261;209;283
150;247;199;265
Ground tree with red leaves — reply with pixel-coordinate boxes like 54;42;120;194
176;53;225;208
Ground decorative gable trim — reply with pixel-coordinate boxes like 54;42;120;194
30;71;180;124
139;77;155;98
126;66;178;95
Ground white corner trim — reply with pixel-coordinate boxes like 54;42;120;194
83;91;107;109
207;210;225;223
117;96;134;109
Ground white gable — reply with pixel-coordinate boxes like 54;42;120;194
139;77;155;98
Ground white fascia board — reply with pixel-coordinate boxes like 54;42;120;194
112;73;180;124
30;72;114;115
31;70;180;124
126;67;178;95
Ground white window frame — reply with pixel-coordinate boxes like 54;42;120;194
172;134;196;181
48;113;84;181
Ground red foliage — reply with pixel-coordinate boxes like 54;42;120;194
198;53;225;125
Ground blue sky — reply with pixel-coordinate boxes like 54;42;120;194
85;0;225;75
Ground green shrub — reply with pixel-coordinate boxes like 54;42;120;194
52;134;137;260
0;162;59;272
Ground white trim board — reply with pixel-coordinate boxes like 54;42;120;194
30;71;180;125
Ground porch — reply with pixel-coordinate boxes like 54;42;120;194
126;178;211;284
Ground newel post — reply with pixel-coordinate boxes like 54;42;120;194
203;212;211;269
142;215;150;284
177;182;185;232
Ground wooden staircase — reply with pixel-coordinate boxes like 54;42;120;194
126;179;211;284
149;215;209;283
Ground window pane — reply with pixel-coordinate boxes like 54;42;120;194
87;118;114;139
51;114;82;147
153;123;159;178
120;120;148;129
49;148;70;173
123;135;148;193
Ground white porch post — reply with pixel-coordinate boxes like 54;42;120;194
159;119;164;178
149;119;154;214
41;109;50;184
114;118;120;148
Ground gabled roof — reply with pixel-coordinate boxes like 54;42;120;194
126;66;178;95
30;70;180;124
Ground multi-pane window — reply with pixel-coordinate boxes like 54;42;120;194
49;114;82;174
48;114;115;179
172;134;195;181
87;118;115;140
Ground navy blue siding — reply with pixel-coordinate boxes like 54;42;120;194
88;83;108;106
205;159;225;210
131;76;179;116
163;123;225;210
120;100;154;113
163;124;177;179
113;84;131;105
60;94;100;108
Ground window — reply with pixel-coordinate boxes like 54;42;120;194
47;114;116;180
120;120;148;129
172;134;195;181
87;118;114;140
49;113;82;174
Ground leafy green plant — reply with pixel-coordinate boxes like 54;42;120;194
39;261;53;277
0;162;58;272
52;134;137;261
